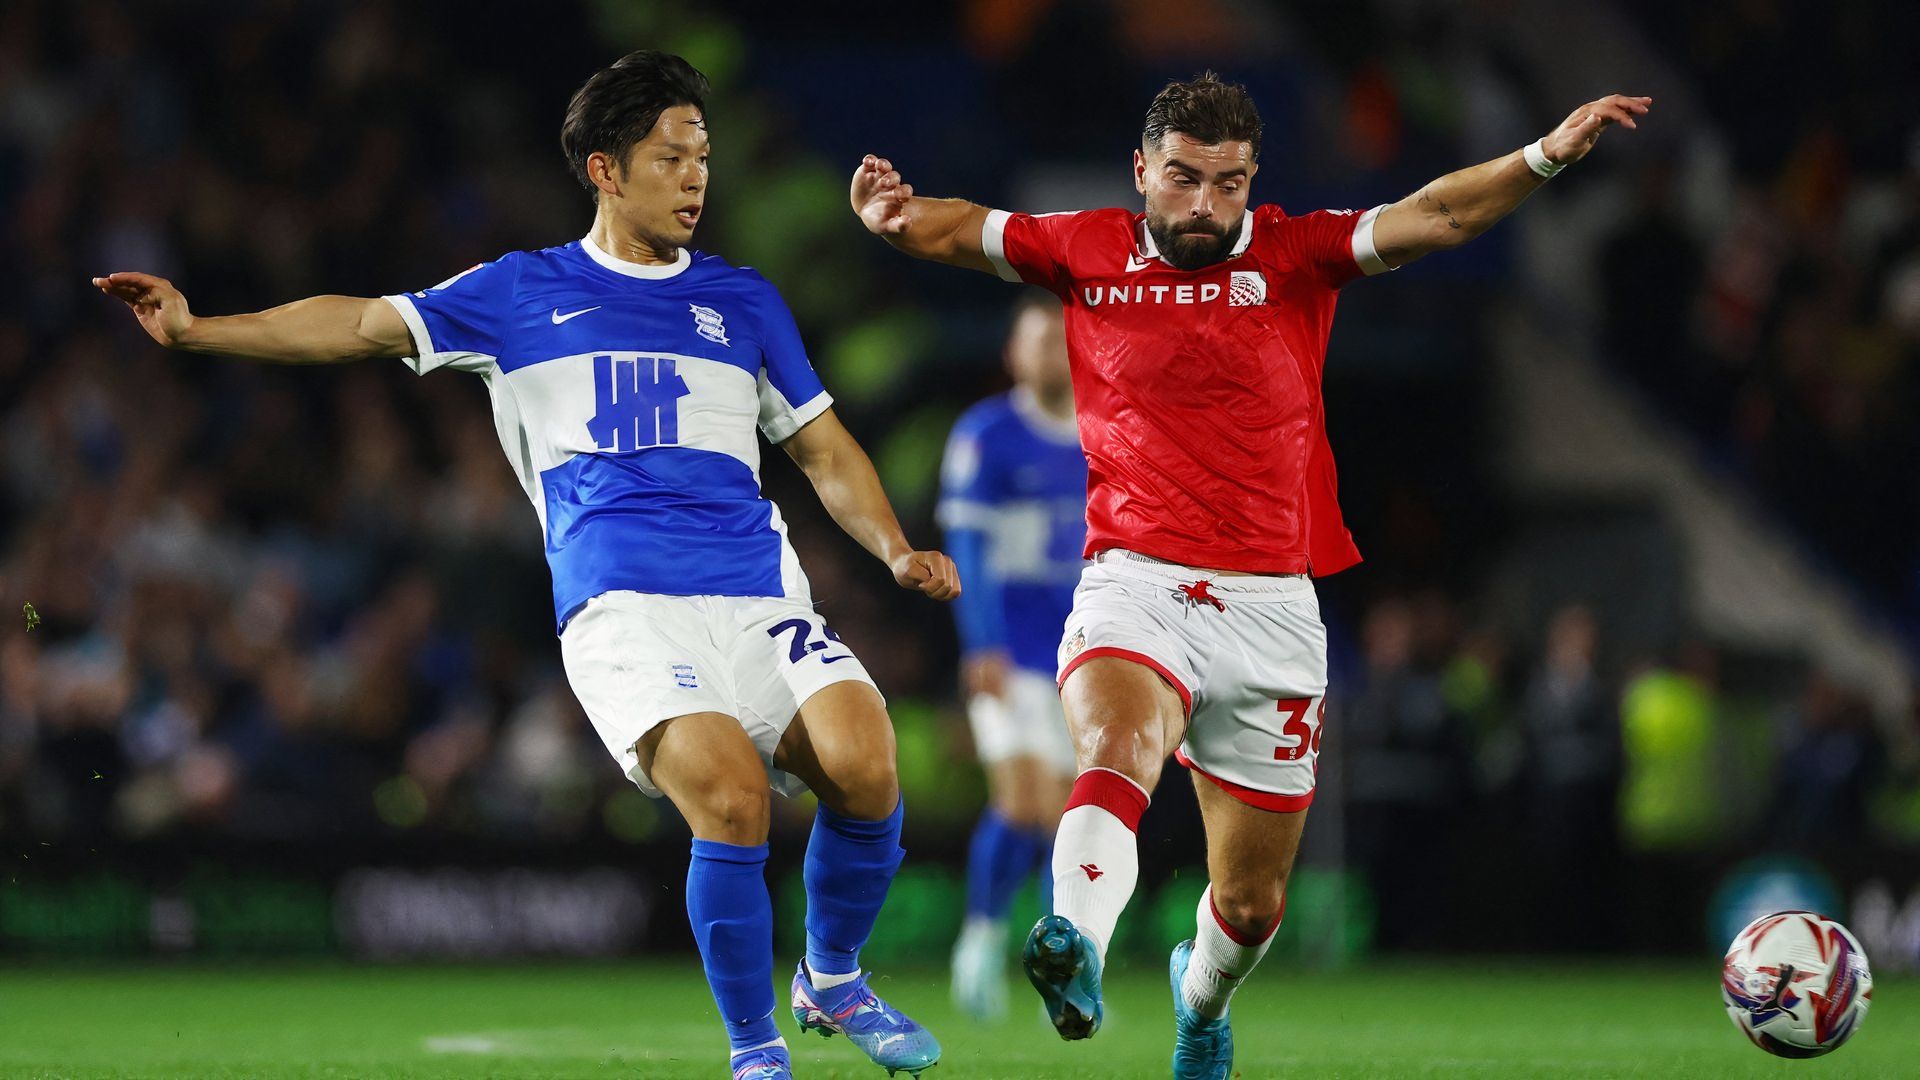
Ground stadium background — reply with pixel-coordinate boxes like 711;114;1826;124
3;0;1920;1074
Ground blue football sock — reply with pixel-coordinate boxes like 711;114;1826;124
687;839;780;1052
804;796;905;978
965;809;1042;920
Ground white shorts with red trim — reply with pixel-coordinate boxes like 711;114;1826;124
1055;550;1328;812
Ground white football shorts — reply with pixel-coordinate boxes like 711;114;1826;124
559;590;880;799
967;668;1078;775
1055;549;1328;811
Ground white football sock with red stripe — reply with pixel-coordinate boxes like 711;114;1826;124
1180;884;1281;1020
1049;767;1150;963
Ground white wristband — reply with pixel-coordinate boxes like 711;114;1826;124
1523;138;1565;179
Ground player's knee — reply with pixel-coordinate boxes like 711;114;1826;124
1001;787;1064;831
695;782;770;844
992;790;1039;829
1011;801;1055;832
1210;879;1284;941
990;761;1052;828
818;749;898;821
846;756;901;820
1072;718;1163;787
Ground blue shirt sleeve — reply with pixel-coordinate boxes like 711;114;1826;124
938;408;1008;656
382;255;521;375
745;276;832;442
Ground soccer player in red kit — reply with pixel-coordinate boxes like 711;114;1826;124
851;74;1650;1076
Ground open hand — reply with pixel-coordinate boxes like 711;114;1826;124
1540;95;1652;168
92;272;194;348
892;549;960;601
1543;95;1651;166
851;154;914;236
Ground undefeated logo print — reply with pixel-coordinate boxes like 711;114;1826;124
1080;863;1104;881
589;355;691;452
1229;271;1267;306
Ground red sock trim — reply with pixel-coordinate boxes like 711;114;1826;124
1064;767;1151;832
1209;893;1283;948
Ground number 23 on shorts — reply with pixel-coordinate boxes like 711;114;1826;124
767;617;853;665
1273;697;1326;761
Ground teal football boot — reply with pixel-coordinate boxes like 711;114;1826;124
1169;939;1234;1079
1021;914;1104;1040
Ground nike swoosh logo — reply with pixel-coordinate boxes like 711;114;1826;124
821;654;855;664
551;306;601;324
1125;254;1151;272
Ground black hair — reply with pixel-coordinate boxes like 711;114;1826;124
561;51;710;195
1141;71;1262;161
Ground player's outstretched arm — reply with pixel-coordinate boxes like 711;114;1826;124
1368;94;1652;270
92;272;412;364
850;155;1000;275
782;407;960;601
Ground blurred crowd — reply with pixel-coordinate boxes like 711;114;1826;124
0;0;1510;849
1;0;1916;964
0;0;781;844
1336;590;1911;950
1599;0;1920;632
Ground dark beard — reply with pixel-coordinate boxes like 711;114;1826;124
1145;215;1237;270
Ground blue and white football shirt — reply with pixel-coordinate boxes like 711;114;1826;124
938;389;1088;675
384;236;830;631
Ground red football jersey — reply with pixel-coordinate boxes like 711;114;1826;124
982;203;1389;576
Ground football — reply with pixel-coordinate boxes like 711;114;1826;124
1721;910;1873;1058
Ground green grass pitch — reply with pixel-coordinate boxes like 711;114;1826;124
0;960;1907;1077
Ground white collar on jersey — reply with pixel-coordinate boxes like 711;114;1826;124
1010;385;1080;445
1137;211;1255;264
580;233;692;279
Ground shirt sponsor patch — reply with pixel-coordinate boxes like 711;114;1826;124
1229;270;1267;307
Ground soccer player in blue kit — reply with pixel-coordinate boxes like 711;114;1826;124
938;294;1086;1020
95;52;949;1080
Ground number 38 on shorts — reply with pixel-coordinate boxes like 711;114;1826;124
1059;552;1331;813
1272;697;1326;761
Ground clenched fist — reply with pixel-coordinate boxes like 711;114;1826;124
892;549;960;601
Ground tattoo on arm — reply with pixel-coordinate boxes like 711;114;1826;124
1417;188;1463;230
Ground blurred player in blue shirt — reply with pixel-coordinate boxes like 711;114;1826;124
937;294;1087;1019
96;51;952;1080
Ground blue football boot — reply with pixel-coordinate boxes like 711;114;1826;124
1169;939;1234;1080
790;961;942;1076
1021;914;1104;1040
729;1040;792;1080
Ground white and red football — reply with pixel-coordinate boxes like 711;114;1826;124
1721;910;1873;1058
